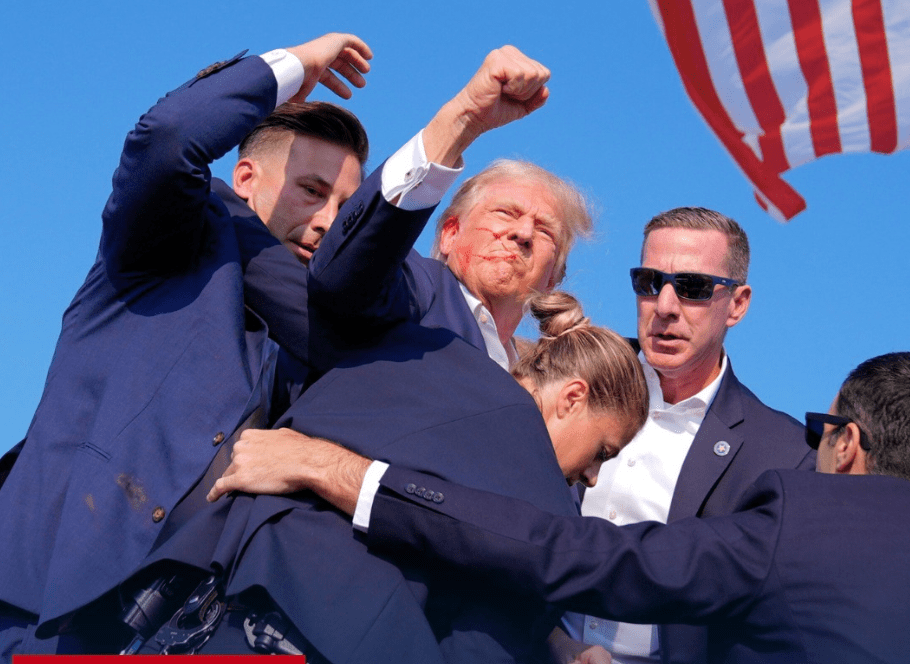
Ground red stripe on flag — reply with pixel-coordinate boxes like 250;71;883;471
788;0;842;156
723;0;790;173
655;0;806;219
853;0;898;153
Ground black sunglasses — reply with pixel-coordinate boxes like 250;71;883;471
804;412;871;450
630;268;740;302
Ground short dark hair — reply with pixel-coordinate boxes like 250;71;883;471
642;207;750;283
239;101;369;170
836;352;910;481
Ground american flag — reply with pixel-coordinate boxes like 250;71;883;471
649;0;910;220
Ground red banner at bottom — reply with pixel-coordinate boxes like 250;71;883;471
15;657;304;662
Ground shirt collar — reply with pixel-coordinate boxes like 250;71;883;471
640;350;728;413
459;282;518;368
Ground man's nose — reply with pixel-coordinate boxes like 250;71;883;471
580;462;601;488
311;203;337;234
508;216;534;248
654;281;681;316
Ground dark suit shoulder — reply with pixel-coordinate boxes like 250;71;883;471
717;362;811;467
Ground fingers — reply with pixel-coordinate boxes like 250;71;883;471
524;86;550;115
333;34;373;69
207;474;233;502
286;33;373;102
491;45;550;102
322;44;372;98
318;69;352;100
450;44;551;136
335;44;371;82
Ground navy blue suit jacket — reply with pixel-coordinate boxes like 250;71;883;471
655;360;814;664
140;323;577;663
582;347;814;663
368;466;910;663
0;52;433;643
664;360;814;523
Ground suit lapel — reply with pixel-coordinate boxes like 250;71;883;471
667;365;745;522
413;257;487;353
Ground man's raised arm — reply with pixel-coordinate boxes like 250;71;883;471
104;33;371;275
306;45;551;311
242;46;552;367
421;45;550;168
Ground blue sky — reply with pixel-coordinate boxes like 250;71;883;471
3;1;908;449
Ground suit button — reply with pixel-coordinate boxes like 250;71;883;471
432;493;444;503
423;491;435;501
152;507;166;523
212;432;225;446
405;483;417;494
415;487;426;498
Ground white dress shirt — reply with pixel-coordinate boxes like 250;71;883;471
570;351;728;664
459;283;519;370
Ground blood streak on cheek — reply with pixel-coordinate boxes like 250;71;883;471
475;228;517;261
456;244;472;273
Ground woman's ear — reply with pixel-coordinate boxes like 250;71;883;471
555;378;590;418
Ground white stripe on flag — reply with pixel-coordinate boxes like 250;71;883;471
823;1;871;152
691;0;764;161
883;0;910;149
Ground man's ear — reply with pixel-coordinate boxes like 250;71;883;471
726;284;752;329
555;379;590;419
438;216;460;259
545;264;560;292
835;422;868;475
232;158;257;200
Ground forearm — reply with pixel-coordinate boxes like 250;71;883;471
422;98;483;168
366;466;779;625
309;445;372;516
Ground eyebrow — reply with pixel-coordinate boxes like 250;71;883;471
493;199;559;228
296;174;332;190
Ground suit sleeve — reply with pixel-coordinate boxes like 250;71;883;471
100;53;276;274
367;466;785;626
240;165;438;366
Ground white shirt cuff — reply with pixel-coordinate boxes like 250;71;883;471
381;130;463;211
353;460;390;532
260;49;306;107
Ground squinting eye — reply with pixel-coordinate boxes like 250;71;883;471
537;227;556;240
